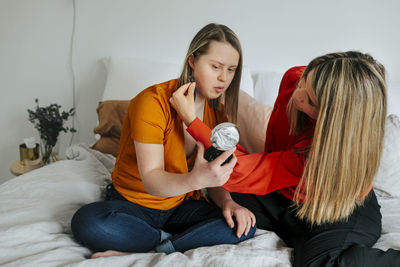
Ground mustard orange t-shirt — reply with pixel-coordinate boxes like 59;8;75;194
111;79;227;210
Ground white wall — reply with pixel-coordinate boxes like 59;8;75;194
1;0;400;182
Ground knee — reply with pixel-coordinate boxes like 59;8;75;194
336;245;400;267
70;202;107;243
71;204;95;231
335;245;372;267
238;224;257;241
248;225;257;238
71;206;90;241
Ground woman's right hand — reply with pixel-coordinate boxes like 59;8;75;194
169;82;197;126
188;142;237;189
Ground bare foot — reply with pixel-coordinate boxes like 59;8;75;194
91;250;156;259
91;250;131;259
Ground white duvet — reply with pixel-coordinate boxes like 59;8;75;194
1;116;400;267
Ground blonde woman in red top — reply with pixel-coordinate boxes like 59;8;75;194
172;51;400;266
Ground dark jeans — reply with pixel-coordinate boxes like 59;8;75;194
231;190;400;267
71;184;255;253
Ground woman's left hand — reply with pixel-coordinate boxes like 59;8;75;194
222;199;256;238
169;81;196;126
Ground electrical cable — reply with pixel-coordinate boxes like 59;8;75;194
69;0;77;146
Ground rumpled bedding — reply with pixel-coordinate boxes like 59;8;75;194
0;139;399;266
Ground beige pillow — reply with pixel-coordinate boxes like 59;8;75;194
237;90;272;153
91;100;130;156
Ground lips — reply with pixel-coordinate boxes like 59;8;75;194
214;86;224;93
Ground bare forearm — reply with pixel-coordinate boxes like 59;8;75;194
136;139;236;198
142;169;198;197
207;187;232;208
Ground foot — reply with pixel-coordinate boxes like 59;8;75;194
91;250;156;259
91;250;131;259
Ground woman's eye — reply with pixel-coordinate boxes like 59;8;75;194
212;65;219;69
228;68;236;72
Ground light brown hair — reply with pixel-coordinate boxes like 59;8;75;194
289;51;387;225
178;23;242;123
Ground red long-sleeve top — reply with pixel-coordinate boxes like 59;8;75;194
187;66;313;200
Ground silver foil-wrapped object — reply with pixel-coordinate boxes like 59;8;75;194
204;122;239;165
210;122;240;150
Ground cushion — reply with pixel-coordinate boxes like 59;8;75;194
374;114;400;198
253;71;283;107
237;90;272;153
102;57;181;101
239;66;254;97
91;100;130;156
387;81;400;115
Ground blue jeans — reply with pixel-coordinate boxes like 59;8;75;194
71;184;255;253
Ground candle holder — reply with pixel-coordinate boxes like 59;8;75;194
19;143;40;166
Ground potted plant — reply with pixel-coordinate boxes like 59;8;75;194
28;99;76;165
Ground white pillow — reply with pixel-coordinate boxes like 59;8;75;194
240;66;254;97
374;114;400;198
387;81;400;116
102;57;181;101
102;57;255;101
253;72;283;107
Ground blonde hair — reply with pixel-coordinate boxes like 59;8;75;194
178;23;242;123
289;51;387;225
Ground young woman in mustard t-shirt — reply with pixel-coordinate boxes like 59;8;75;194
71;23;256;257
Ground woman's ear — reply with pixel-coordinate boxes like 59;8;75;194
188;54;195;70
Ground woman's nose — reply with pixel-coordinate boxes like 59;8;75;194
218;70;227;82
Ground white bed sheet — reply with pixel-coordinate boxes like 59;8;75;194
0;144;399;267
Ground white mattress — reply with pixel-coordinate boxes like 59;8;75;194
0;143;399;266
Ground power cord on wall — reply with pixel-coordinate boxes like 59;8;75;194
69;0;77;146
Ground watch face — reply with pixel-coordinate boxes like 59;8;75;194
210;122;239;150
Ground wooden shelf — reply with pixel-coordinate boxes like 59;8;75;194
10;160;29;176
10;156;62;176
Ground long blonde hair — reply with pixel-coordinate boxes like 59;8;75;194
289;51;387;225
178;23;242;123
